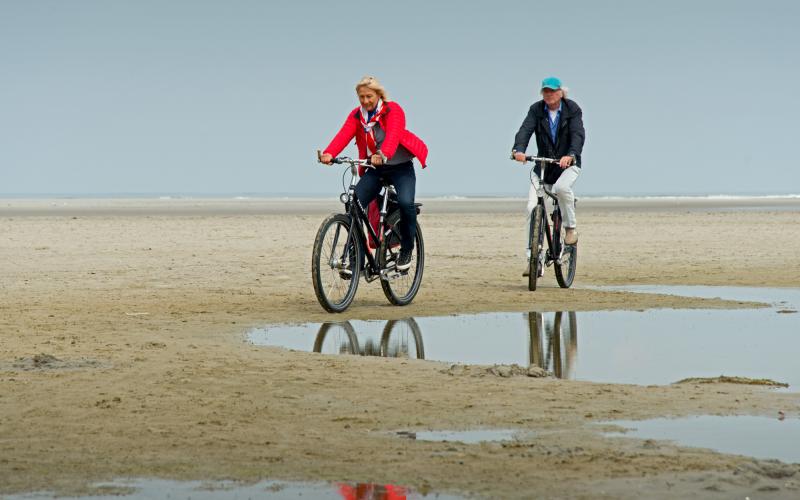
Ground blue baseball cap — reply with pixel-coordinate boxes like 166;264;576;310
541;76;562;90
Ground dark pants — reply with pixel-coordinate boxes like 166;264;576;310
354;161;416;252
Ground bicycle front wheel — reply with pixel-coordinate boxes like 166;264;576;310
311;214;361;313
554;211;578;288
379;210;424;306
528;205;545;291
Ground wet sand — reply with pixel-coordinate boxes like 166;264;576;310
2;197;800;499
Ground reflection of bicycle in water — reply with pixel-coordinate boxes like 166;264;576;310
310;313;575;371
313;319;424;359
528;311;578;379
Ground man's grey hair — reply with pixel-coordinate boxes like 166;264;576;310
541;86;569;98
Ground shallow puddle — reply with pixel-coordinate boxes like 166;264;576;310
8;478;464;499
604;415;800;464
410;429;522;444
597;284;799;310
249;287;800;390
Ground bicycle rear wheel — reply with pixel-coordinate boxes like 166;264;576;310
311;214;361;312
379;210;424;306
553;210;578;288
528;205;545;291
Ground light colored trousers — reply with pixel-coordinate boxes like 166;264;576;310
525;165;580;257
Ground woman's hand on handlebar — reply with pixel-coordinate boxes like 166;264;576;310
513;152;528;163
319;152;333;165
370;153;383;166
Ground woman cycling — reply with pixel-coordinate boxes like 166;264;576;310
512;76;585;276
319;76;428;271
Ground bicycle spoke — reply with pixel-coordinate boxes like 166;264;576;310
322;236;343;301
325;274;340;301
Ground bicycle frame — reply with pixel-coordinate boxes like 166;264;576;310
530;162;565;266
337;159;401;283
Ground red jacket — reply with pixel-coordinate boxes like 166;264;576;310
324;101;427;250
323;101;428;170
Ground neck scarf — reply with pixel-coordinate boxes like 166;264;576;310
359;99;385;154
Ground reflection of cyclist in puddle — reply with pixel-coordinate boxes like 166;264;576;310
528;311;578;379
313;319;424;359
338;482;408;500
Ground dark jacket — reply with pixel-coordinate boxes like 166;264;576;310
512;98;585;184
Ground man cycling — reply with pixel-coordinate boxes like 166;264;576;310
512;76;585;276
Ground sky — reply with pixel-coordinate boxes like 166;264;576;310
1;0;798;196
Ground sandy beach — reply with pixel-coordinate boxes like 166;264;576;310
2;197;800;499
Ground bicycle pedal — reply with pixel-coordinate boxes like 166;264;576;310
381;271;403;281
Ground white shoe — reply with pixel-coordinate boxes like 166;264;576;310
565;228;578;245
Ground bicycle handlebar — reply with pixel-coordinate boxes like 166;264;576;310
318;150;373;167
510;154;560;164
511;154;558;198
331;157;373;166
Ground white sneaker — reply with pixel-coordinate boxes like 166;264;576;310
565;228;578;245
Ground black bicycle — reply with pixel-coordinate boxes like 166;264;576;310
515;155;577;291
312;155;424;312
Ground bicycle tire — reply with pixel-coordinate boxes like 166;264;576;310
528;205;544;291
379;210;424;306
380;318;425;359
311;214;361;313
554;209;577;288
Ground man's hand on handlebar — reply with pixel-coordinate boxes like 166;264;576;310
513;152;528;163
559;155;574;169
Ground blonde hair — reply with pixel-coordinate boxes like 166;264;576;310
355;75;390;102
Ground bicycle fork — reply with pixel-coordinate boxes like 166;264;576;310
329;223;349;271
